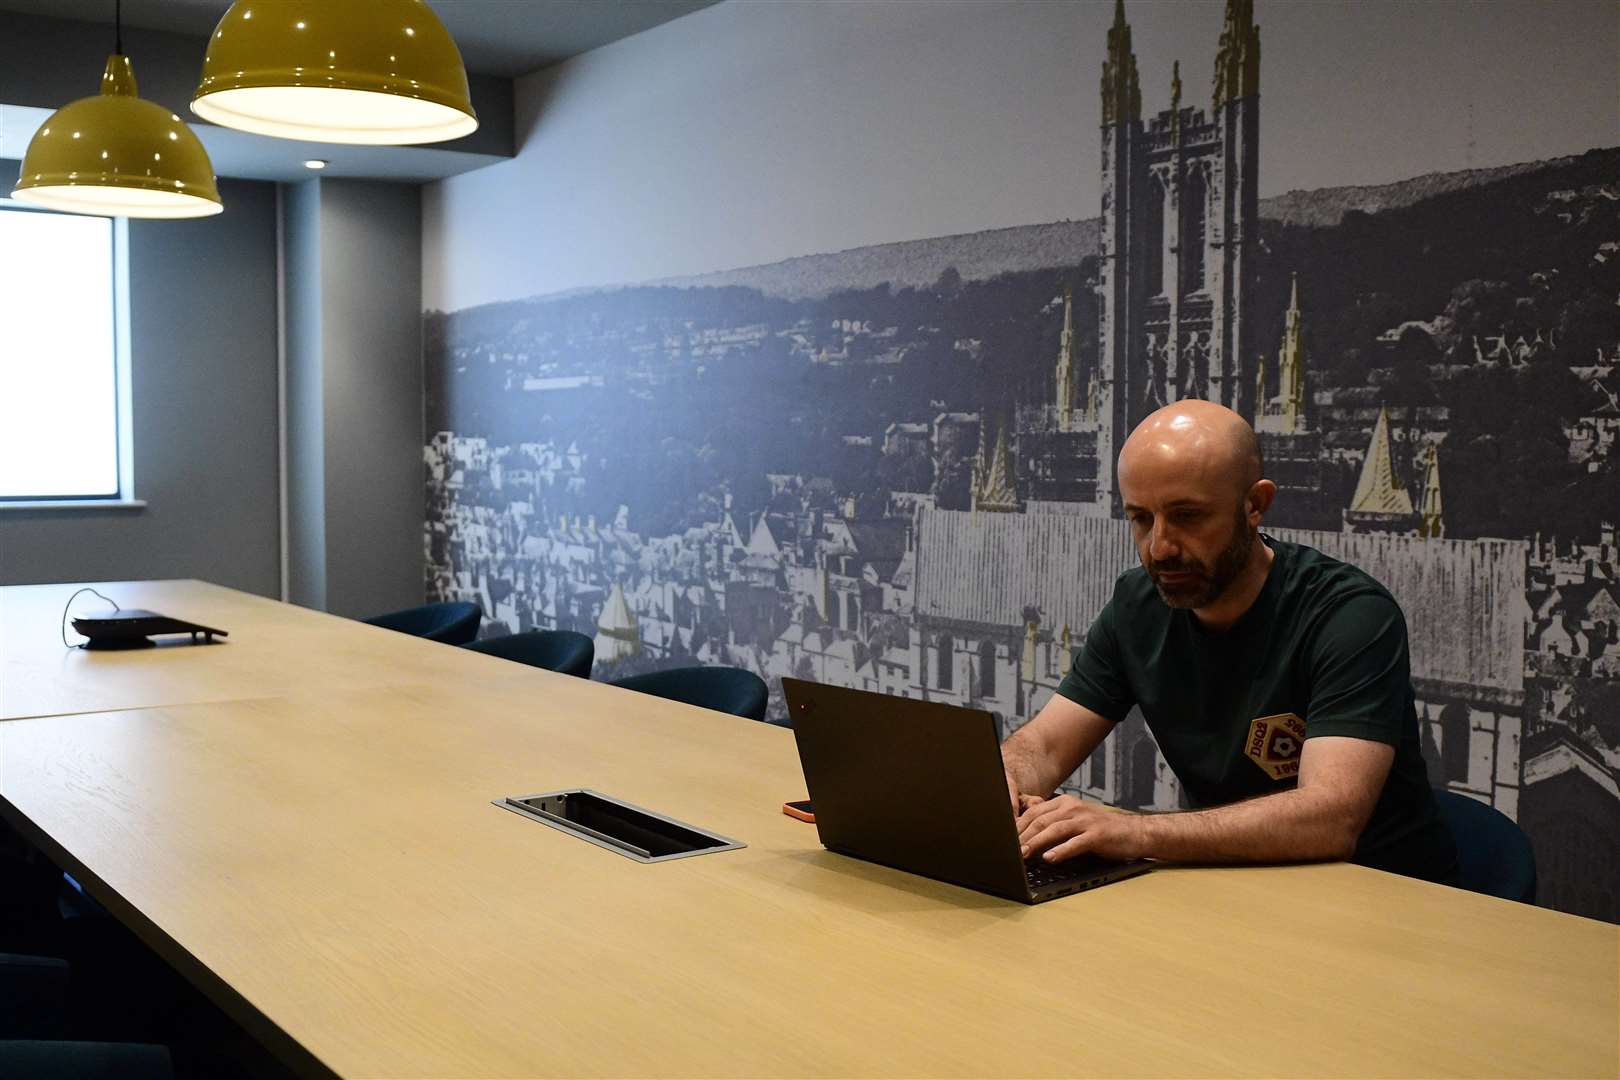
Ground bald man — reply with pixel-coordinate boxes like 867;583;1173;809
1003;401;1459;884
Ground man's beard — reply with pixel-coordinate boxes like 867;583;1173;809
1146;509;1255;609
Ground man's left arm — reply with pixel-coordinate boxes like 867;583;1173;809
1018;594;1405;865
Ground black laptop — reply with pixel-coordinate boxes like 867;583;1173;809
783;677;1153;904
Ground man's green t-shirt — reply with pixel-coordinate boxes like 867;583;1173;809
1055;536;1458;883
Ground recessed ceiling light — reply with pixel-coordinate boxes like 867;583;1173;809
303;159;327;170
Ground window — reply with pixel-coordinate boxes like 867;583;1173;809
1440;702;1472;784
1088;748;1106;791
1182;166;1208;293
978;638;997;699
1143;176;1166;297
1129;738;1158;809
0;201;129;503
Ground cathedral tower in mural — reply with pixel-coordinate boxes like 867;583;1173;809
1092;0;1261;512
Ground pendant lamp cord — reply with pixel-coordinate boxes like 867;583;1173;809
115;0;123;53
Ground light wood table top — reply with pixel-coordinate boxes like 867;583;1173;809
1;677;1614;1079
2;579;515;721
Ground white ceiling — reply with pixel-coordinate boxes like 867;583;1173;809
0;0;721;78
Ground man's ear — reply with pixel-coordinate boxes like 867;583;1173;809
1247;479;1278;523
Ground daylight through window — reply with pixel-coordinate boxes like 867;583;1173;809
0;202;121;501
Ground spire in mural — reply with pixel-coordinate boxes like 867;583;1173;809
746;514;785;560
971;419;1019;513
1055;285;1076;426
1419;442;1445;539
1343;406;1421;535
1256;273;1308;435
1100;0;1141;126
1169;60;1182;138
1350;407;1413;516
719;494;746;549
1020;618;1038;683
594;580;641;662
1212;0;1261;109
1085;365;1101;424
971;419;992;508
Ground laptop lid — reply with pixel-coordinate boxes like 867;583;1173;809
784;677;1035;902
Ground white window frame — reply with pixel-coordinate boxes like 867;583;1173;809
0;198;141;510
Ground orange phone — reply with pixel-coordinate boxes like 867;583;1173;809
782;799;815;823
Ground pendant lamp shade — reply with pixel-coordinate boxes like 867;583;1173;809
191;0;478;145
13;55;223;219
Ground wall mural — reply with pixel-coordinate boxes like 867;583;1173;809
425;0;1620;922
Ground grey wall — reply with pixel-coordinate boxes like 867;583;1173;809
282;179;423;619
283;179;325;609
0;158;281;595
319;181;425;619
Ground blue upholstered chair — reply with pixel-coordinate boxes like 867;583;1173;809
0;953;69;1039
362;601;481;645
0;1040;173;1079
609;667;770;722
463;630;594;679
0;954;173;1078
1433;789;1537;904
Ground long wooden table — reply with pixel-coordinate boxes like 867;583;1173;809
1;581;1616;1078
1;579;538;722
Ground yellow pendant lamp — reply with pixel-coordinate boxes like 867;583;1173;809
191;0;478;145
12;4;222;219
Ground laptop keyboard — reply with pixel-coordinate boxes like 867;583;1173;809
1023;856;1095;888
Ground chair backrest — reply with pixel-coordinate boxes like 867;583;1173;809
361;601;481;645
0;1040;174;1080
0;953;68;1039
1433;789;1537;904
462;630;594;679
609;667;769;722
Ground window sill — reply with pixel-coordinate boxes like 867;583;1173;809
0;499;147;511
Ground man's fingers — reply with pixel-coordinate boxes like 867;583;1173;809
1017;797;1078;843
1041;832;1095;863
1015;796;1048;831
1017;803;1062;844
1017;803;1064;844
1020;819;1085;858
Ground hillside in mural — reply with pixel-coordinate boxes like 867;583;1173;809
629;153;1596;304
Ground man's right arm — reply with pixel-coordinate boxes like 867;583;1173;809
1002;692;1117;812
1004;597;1134;812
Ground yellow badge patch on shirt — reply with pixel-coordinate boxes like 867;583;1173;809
1244;712;1306;780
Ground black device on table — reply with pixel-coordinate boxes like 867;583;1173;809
71;609;228;650
782;677;1152;904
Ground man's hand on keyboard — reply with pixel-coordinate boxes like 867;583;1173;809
1017;793;1143;863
